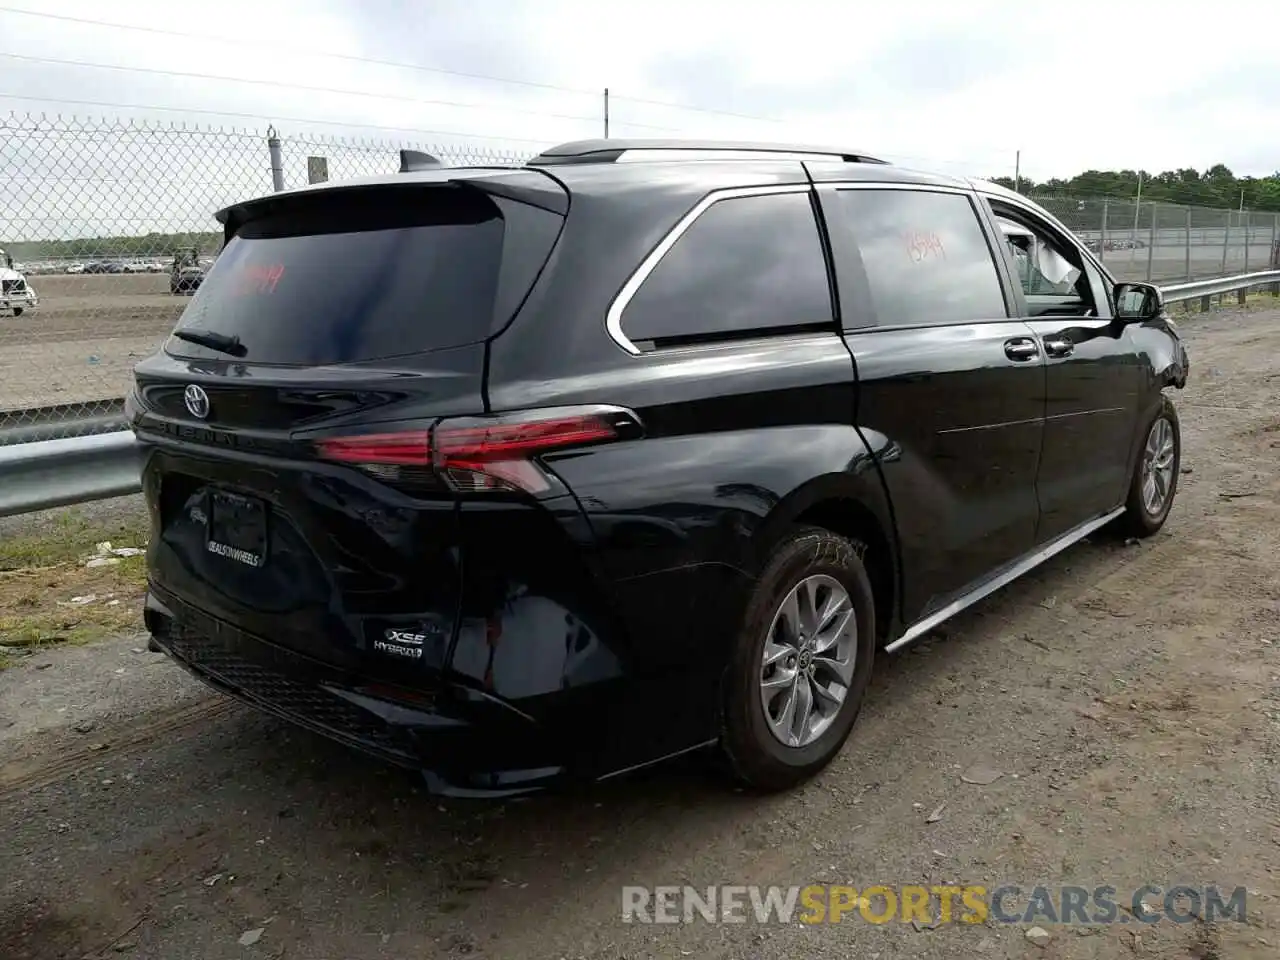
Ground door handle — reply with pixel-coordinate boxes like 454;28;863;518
1043;336;1074;358
1004;338;1040;361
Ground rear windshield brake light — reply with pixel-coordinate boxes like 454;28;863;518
314;406;641;494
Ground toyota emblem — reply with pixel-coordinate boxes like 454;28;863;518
183;384;210;420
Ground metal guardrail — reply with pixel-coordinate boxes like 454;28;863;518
0;268;1277;520
1160;269;1280;304
0;430;142;519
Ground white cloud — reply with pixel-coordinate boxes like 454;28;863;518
0;0;1278;239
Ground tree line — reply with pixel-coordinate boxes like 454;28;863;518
989;164;1280;211
5;231;223;261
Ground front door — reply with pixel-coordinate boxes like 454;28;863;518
983;197;1145;543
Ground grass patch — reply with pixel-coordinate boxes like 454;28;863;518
0;511;151;571
0;513;151;664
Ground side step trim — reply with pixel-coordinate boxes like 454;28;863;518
885;507;1125;654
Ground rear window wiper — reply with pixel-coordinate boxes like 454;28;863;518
172;328;247;358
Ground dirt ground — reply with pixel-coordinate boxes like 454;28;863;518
0;304;1278;960
0;275;181;411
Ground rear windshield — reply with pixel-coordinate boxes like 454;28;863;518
168;189;504;365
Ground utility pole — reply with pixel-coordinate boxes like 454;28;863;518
603;88;610;139
267;125;284;193
1127;172;1143;266
1131;172;1143;243
1014;150;1021;192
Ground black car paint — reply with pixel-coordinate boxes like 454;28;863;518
131;154;1187;795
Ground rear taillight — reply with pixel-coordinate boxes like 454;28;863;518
314;406;641;495
314;430;432;466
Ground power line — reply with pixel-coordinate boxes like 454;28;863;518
0;51;687;133
0;90;1017;183
0;91;560;146
0;5;785;126
0;6;597;97
885;150;1016;170
608;93;781;124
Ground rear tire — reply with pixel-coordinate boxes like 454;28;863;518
1118;394;1181;538
720;526;876;792
11;308;21;317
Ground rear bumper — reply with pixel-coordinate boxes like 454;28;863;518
135;432;735;793
145;587;575;797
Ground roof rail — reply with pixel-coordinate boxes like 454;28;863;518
400;149;444;172
526;139;888;167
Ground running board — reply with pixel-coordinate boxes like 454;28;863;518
885;507;1125;654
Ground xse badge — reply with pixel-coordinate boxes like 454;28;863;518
373;628;429;660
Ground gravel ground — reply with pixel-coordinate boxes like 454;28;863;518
0;305;1278;959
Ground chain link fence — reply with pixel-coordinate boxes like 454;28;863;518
1031;195;1280;285
0;113;531;441
2;112;1277;442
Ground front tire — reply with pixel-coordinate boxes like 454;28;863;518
720;527;876;792
1119;395;1181;538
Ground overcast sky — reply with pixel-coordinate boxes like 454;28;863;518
1;0;1278;198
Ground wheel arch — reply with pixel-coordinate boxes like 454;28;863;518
752;473;901;645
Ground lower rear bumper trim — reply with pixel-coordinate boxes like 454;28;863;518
145;587;571;797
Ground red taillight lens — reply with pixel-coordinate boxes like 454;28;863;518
314;430;431;465
313;407;637;494
434;415;617;460
434;413;619;494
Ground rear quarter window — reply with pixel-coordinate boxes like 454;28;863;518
620;190;833;346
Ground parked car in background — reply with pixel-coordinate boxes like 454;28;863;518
1083;238;1147;254
130;140;1189;797
169;253;207;295
0;248;37;317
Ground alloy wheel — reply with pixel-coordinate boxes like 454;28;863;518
1141;417;1176;516
759;574;858;748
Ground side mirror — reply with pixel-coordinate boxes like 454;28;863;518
1114;281;1164;322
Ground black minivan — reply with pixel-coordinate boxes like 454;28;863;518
129;140;1189;796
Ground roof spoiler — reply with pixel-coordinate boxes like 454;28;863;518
400;149;444;173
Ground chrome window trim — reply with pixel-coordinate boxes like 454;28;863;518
605;183;813;356
821;180;971;196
